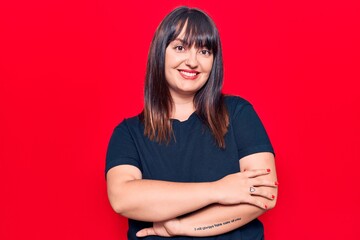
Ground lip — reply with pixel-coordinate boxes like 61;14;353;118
178;69;200;80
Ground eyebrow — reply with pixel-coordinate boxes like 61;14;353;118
171;38;194;47
171;38;209;49
173;38;186;43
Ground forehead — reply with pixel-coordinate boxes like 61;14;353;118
176;22;188;38
170;21;211;49
170;21;189;44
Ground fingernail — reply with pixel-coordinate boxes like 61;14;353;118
272;195;275;199
267;169;271;172
275;181;279;186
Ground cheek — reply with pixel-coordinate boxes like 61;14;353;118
203;59;214;74
165;51;183;68
170;56;184;68
164;51;171;68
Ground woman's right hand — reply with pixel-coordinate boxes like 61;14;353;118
212;169;277;209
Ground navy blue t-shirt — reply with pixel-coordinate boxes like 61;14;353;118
106;95;274;240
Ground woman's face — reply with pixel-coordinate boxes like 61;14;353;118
164;28;214;99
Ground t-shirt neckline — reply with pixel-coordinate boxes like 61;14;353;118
170;111;198;124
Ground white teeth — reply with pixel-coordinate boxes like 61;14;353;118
180;71;197;77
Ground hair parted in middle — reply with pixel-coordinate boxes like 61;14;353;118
141;6;229;148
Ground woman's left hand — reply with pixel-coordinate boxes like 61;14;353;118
136;218;181;237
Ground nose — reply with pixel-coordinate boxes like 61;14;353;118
185;49;198;68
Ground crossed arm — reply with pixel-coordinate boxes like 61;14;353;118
106;152;278;237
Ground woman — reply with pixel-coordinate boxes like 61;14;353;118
106;6;278;239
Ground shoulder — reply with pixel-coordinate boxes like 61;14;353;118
224;95;253;118
113;114;142;133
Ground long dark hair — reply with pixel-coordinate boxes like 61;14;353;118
142;6;229;148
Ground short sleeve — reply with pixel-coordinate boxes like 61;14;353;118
231;102;274;159
105;120;141;175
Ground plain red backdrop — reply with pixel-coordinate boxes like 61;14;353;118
1;0;359;239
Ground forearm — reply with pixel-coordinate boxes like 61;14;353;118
177;156;278;237
178;203;267;237
134;166;277;238
109;179;216;222
108;158;276;226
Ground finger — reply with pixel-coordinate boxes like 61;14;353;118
136;228;156;237
250;188;276;200
251;178;278;187
244;169;271;178
246;197;268;210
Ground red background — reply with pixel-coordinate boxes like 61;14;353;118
1;0;359;239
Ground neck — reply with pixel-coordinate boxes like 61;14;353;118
170;93;196;121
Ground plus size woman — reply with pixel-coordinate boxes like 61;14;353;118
106;6;278;240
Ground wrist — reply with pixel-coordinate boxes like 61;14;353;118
208;180;222;204
165;218;183;236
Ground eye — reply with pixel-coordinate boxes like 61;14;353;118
174;45;186;52
199;49;212;56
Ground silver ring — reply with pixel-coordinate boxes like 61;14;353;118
250;187;256;193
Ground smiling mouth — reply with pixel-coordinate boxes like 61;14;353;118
178;70;200;80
